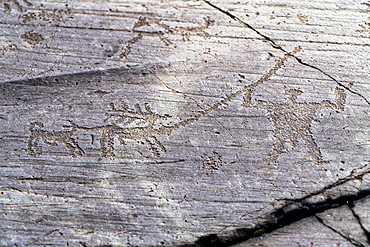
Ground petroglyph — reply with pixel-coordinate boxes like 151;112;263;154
26;47;302;158
27;121;83;158
119;16;172;59
20;31;44;45
3;0;71;23
1;0;32;14
157;45;345;166
22;39;347;167
201;151;223;170
119;16;213;59
21;8;73;24
27;103;172;158
156;16;214;41
72;102;171;157
243;87;346;165
26;46;346;163
356;2;370;33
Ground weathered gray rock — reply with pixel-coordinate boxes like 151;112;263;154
1;0;370;246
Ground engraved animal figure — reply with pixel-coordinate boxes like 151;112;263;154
1;0;32;14
75;102;171;157
119;16;213;59
27;121;84;158
26;48;300;158
243;88;346;165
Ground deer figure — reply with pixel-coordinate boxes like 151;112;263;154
73;102;171;157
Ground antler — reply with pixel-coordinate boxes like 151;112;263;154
105;101;141;125
139;103;171;126
104;102;170;126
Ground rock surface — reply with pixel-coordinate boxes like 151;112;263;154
1;0;370;246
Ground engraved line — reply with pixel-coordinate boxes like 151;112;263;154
158;46;300;132
203;0;370;106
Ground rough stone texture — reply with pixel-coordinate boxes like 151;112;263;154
1;0;370;246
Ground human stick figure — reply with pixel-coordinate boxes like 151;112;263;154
243;87;346;165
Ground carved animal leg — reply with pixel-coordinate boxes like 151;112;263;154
117;135;126;145
302;134;328;165
42;137;59;146
290;138;299;150
151;136;166;152
334;87;346;111
27;122;46;156
145;138;160;157
27;136;42;156
100;131;115;157
264;138;285;165
64;139;84;158
72;140;84;157
241;89;252;107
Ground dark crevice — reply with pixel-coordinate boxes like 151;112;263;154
177;169;370;247
348;203;370;245
315;215;365;247
288;165;370;203
203;0;370;106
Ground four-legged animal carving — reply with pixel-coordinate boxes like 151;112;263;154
27;121;84;158
26;87;347;161
73;102;170;157
100;103;170;157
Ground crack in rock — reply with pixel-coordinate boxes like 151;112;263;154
203;0;370;106
178;168;370;247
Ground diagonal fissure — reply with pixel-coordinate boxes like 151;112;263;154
348;203;370;245
178;167;370;247
203;0;370;106
315;215;365;247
